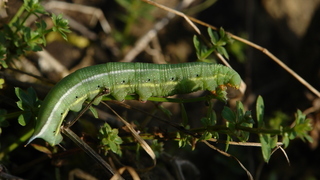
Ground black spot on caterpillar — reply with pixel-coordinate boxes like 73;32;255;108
27;62;241;146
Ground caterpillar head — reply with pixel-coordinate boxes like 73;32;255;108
228;73;242;89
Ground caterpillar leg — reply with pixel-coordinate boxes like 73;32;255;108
210;85;228;102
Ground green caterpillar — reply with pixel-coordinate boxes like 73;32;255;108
27;62;241;146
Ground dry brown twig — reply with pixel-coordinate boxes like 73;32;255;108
44;1;111;35
141;0;320;98
121;0;196;62
101;101;157;171
202;140;254;180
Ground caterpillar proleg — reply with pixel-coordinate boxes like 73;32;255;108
28;62;241;146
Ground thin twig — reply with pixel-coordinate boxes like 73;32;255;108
141;0;200;35
142;0;320;98
44;1;111;34
207;138;283;147
61;127;123;179
101;101;157;170
121;0;195;62
271;145;290;166
109;100;200;138
187;17;320;98
64;91;105;128
202;140;253;180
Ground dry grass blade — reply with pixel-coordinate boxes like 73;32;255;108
208;138;283;147
111;166;140;180
272;145;291;166
101;102;157;169
68;168;98;180
202;140;253;180
110;100;200;138
61;127;123;179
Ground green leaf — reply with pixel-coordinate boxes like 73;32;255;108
24;0;47;15
222;106;236;123
18;114;27;126
98;123;123;156
89;106;99;118
158;105;172;117
269;111;288;129
282;133;290;148
256;95;264;128
202;47;215;60
15;87;37;109
217;46;229;59
219;27;225;38
292;110;313;143
208;27;217;44
15;87;40;126
225;135;232;152
51;14;71;41
199;131;212;141
177;132;189;148
238;122;252;141
35;20;48;46
193;35;200;53
236;101;244;123
180;103;188;126
202;104;216;127
0;60;8;68
259;133;271;162
208;108;217;126
0;109;9;127
270;135;278;148
243;111;254;124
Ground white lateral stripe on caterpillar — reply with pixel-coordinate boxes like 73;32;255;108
27;62;242;146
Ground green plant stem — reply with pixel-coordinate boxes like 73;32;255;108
61;127;122;179
8;3;26;26
123;1;140;37
102;94;216;103
0;111;26;120
191;124;286;136
0;128;34;160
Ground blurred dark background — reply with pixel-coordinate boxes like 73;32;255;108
1;0;320;179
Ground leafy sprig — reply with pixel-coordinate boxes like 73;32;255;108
194;27;233;61
98;123;123;156
15;87;41;126
0;0;70;68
